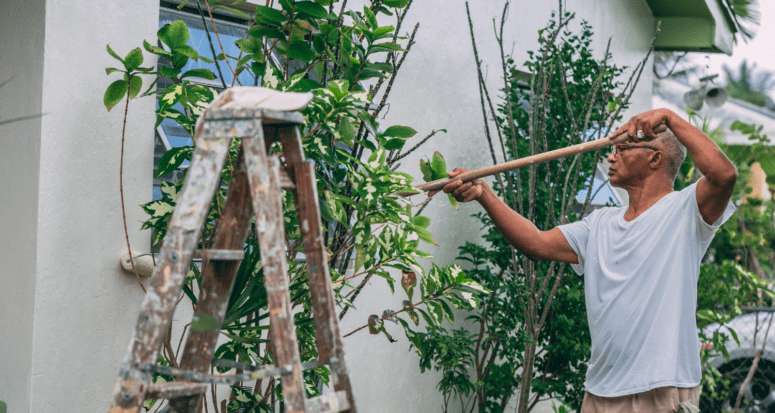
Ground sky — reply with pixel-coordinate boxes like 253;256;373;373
703;1;775;90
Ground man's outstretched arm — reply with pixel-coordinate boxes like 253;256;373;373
440;168;579;264
612;108;737;224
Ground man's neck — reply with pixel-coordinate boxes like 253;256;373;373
622;176;674;221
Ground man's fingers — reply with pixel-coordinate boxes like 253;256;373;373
443;179;463;194
452;181;473;198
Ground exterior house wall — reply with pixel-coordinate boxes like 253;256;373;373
0;1;46;411
0;0;654;412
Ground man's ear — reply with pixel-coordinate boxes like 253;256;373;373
649;151;663;171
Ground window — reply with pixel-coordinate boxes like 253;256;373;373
153;2;254;200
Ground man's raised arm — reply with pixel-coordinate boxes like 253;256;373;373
439;168;579;263
613;109;737;224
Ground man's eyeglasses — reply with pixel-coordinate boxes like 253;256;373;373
610;143;660;157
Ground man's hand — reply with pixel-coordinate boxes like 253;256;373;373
608;109;673;142
432;168;490;203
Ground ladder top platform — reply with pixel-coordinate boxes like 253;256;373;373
202;87;313;124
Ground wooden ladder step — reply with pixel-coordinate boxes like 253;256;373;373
146;381;208;399
305;391;351;413
194;249;245;260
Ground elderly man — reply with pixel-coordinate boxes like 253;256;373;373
442;108;737;412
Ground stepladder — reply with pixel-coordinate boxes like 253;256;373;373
108;87;356;413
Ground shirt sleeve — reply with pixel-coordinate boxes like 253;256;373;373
557;212;594;275
689;181;736;249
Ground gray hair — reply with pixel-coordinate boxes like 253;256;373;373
653;128;686;181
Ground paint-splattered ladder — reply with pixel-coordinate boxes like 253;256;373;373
107;87;356;413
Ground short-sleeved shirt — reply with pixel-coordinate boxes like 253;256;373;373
558;182;735;397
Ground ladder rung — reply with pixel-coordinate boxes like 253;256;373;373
305;391;351;413
279;168;295;189
194;249;245;260
146;381;208;399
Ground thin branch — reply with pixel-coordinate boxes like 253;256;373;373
194;0;229;89
119;85;147;294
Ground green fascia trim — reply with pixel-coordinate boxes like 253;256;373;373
647;0;736;55
654;17;717;50
646;0;713;18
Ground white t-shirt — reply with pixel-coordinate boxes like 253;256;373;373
558;182;735;397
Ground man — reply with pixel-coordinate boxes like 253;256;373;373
441;109;737;412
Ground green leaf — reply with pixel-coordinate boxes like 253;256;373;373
158;20;190;49
447;193;459;210
106;44;124;63
354;245;368;273
175;45;199;61
369;42;405;54
248;26;287;41
414;227;438;246
287;41;315;62
383;138;405;150
180;68;217;80
430;151;447;180
143;40;172;57
363;6;378;30
124;48;143;70
255;5;287;24
383;0;410;7
411;216;430;228
383;125;416;138
105;67;123;75
439;299;454;324
295;1;328;19
160;65;182;78
313;34;326;53
368;62;393;73
236;38;263;55
368;314;382;334
127;75;142;99
338;117;356;147
401;271;416;299
419;159;433;182
285;78;323;93
156;146;194;178
103;79;128;111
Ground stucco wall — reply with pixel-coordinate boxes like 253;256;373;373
24;0;158;411
0;1;46;411
0;0;655;412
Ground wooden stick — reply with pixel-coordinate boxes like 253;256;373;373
408;124;667;194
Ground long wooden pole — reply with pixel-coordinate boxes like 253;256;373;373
410;124;667;194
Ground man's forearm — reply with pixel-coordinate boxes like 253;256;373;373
666;111;737;186
476;186;543;258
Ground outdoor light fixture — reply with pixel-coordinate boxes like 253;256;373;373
683;74;728;111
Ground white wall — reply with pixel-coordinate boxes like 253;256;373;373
0;1;46;411
0;0;158;411
0;0;655;411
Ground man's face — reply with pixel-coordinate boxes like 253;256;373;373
606;143;661;187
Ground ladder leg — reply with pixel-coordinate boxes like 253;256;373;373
243;131;307;413
279;127;358;412
108;137;232;413
167;146;254;412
